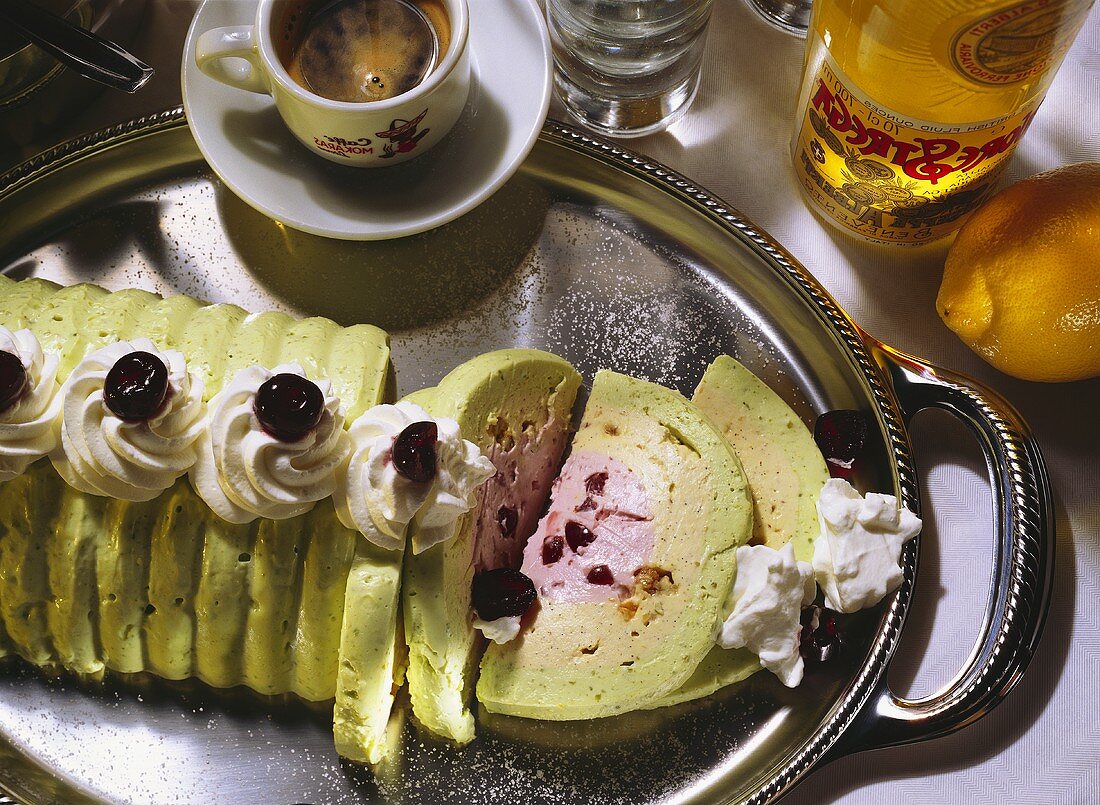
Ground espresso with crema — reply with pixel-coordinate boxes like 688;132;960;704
278;0;450;103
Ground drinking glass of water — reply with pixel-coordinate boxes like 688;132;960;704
546;0;715;138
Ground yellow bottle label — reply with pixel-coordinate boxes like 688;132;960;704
793;50;1039;245
949;0;1092;85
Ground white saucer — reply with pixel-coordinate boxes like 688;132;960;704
182;0;551;241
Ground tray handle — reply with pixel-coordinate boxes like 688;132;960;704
833;340;1055;755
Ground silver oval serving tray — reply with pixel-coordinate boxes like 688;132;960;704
0;110;1053;805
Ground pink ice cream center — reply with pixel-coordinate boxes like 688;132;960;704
521;450;655;604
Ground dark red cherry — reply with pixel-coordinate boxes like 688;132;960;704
471;568;536;621
565;521;596;552
391;421;437;482
497;505;518;540
814;410;867;476
0;351;27;412
104;351;169;422
586;565;614;585
585;471;608;496
541;534;564;565
254;373;324;442
799;605;843;663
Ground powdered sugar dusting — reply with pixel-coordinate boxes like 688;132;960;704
0;149;864;803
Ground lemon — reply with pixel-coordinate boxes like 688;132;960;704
937;162;1100;383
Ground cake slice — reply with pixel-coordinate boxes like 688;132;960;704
654;355;831;707
402;350;581;743
477;370;753;720
693;355;829;562
0;277;401;764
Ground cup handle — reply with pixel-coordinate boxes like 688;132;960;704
195;26;269;95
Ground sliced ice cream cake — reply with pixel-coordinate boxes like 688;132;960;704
0;277;401;765
477;369;753;720
402;349;582;743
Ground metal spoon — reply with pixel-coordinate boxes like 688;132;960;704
0;0;154;93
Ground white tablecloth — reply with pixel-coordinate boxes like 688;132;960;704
5;2;1099;802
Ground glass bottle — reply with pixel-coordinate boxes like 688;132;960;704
791;0;1095;246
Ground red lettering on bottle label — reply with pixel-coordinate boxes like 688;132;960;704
809;79;1037;185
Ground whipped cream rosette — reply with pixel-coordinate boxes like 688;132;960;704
0;327;62;482
51;339;205;501
408;415;496;553
191;363;350;523
334;400;495;552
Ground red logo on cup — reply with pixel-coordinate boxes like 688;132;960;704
376;109;429;158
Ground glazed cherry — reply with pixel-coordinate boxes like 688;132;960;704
814;410;867;478
585;471;608;496
0;351;27;413
391;421;437;482
799;605;842;663
104;351;169;422
586;564;614;585
541;534;564;565
254;373;324;442
497;505;518;540
471;568;536;621
574;496;597;513
565;521;596;553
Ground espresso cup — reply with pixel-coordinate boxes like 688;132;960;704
196;0;470;167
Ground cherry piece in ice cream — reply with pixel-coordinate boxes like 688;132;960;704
497;505;518;540
541;535;564;565
584;471;608;496
565;521;596;552
586;564;614;586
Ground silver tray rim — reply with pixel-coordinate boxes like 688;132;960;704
0;107;1052;805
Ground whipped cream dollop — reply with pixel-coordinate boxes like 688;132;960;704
0;327;62;481
52;339;205;501
191;363;349;523
334;401;494;552
473;615;522;644
812;478;922;613
717;542;816;688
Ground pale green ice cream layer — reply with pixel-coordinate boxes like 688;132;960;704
653;354;831;708
0;277;401;765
